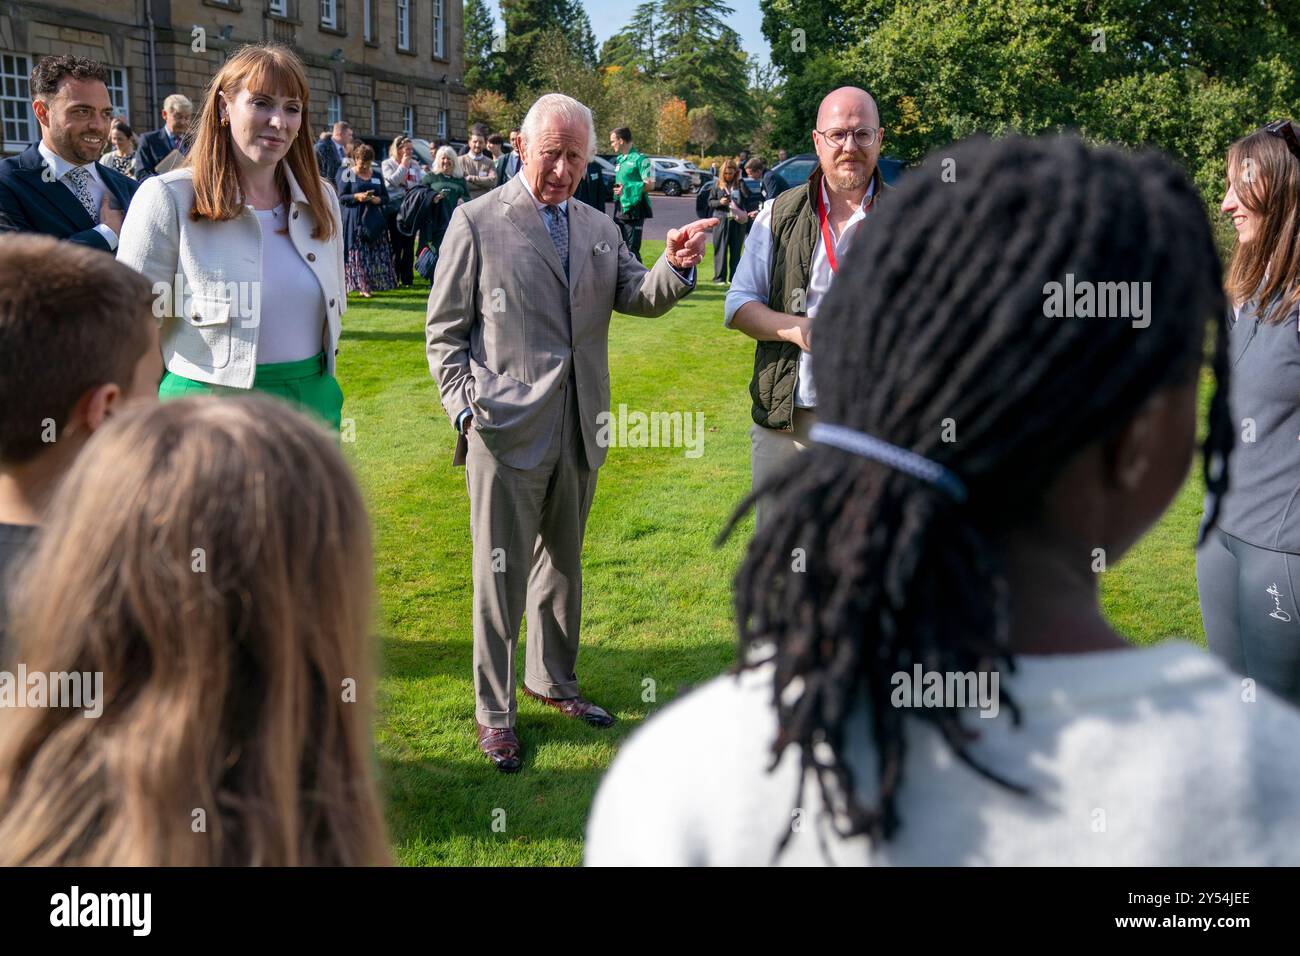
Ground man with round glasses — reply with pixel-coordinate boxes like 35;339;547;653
724;86;886;528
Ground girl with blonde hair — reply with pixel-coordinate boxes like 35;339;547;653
0;396;389;865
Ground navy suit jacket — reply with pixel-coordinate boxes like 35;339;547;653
315;137;343;189
133;127;184;179
495;150;522;186
0;142;138;251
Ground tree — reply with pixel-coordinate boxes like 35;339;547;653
760;0;1300;210
463;0;503;93
499;0;571;99
688;105;717;159
564;0;599;69
468;89;514;133
653;0;757;150
657;97;690;155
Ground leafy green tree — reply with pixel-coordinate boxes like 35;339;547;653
463;0;503;93
499;0;572;99
760;0;1300;209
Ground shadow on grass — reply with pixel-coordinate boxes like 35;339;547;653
376;635;735;859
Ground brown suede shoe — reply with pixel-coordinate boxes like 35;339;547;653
521;684;615;727
476;722;522;772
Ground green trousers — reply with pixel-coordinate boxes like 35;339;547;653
158;352;343;432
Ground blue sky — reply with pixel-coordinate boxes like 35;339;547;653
492;0;771;68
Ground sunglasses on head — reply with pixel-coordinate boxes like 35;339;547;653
1264;119;1300;163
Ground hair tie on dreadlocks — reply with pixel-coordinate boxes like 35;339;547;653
809;422;968;503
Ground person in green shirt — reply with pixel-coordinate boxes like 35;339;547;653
421;145;471;254
609;126;655;263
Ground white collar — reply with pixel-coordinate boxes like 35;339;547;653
37;140;97;182
819;174;876;215
519;174;568;214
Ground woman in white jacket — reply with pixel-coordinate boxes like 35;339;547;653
117;43;347;430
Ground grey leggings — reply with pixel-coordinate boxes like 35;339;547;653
1197;527;1300;706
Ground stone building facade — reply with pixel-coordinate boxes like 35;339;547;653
0;0;467;154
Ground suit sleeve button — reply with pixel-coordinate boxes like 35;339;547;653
307;252;316;262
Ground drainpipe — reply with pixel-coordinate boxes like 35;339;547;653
144;0;159;120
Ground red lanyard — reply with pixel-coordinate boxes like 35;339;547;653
815;184;839;273
816;184;873;274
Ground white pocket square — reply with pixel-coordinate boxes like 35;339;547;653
593;241;611;255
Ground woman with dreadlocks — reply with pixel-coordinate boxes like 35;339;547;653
585;134;1300;865
1196;120;1300;706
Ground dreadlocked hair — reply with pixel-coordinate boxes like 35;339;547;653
718;134;1232;855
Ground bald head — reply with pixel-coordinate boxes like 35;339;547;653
815;87;879;131
812;86;883;199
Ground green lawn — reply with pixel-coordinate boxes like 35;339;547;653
337;240;1210;866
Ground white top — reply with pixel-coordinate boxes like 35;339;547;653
724;177;876;409
251;205;327;364
116;166;346;389
381;157;421;199
37;140;120;249
586;641;1300;866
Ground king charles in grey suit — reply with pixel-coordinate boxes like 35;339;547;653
427;93;716;772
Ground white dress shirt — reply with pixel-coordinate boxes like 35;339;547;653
724;176;876;409
37;140;121;250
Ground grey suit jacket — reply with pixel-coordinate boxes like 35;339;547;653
427;174;694;471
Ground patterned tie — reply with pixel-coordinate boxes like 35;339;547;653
544;204;569;276
63;166;99;224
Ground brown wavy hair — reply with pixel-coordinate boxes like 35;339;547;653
187;43;335;240
1225;121;1300;323
0;396;388;865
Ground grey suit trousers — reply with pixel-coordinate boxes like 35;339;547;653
466;373;598;728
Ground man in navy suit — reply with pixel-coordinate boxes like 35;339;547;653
314;121;352;191
494;128;523;185
0;55;136;251
132;93;192;180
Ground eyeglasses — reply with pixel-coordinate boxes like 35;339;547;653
815;126;880;149
1264;119;1300;163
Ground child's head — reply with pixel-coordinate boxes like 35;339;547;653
729;134;1228;843
0;396;388;865
0;234;160;478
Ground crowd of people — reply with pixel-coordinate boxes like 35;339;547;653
0;41;1298;867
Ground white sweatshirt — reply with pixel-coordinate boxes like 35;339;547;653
586;641;1300;866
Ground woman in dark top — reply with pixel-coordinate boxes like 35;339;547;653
1197;119;1300;705
708;159;751;283
338;143;397;298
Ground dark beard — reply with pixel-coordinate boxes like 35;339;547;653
51;126;101;165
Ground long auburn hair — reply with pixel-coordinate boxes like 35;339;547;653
1225;121;1300;322
187;43;336;240
0;397;389;866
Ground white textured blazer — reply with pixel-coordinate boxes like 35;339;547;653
116;163;346;389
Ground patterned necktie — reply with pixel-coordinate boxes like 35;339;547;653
544;204;569;276
63;166;99;224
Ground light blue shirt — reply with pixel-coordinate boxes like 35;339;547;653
724;176;876;409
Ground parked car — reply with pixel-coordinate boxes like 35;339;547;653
649;159;694;196
770;152;906;191
649;156;702;192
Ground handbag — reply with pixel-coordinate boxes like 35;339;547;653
415;244;439;281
